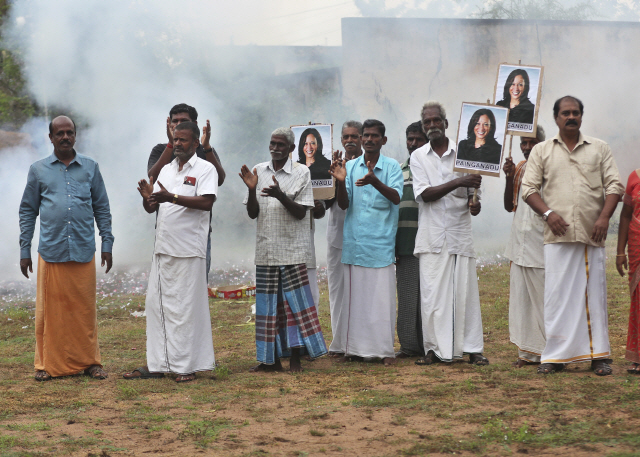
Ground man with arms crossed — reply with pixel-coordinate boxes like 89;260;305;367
20;115;113;381
126;122;217;382
410;101;488;366
503;126;546;367
330;119;403;366
240;127;327;373
521;96;623;376
326;120;362;357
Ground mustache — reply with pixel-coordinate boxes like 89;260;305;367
426;128;443;137
344;142;357;148
566;119;578;125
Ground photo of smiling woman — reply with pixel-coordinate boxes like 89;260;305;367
457;108;502;165
496;69;534;124
494;64;543;135
296;127;332;181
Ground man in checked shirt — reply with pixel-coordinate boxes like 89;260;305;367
240;127;328;373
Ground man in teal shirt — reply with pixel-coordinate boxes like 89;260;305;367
330;119;403;366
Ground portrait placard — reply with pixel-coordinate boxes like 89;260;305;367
493;63;543;137
290;123;334;200
453;102;509;178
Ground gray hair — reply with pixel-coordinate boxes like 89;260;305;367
271;127;295;146
421;101;446;120
535;125;546;142
341;120;363;135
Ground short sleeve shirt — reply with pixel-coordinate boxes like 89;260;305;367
341;154;404;268
153;154;218;258
244;158;314;266
410;141;478;258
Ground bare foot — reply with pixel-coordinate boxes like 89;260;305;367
328;352;344;358
175;373;196;383
383;357;396;366
290;348;303;373
249;361;283;373
512;359;538;368
34;370;51;382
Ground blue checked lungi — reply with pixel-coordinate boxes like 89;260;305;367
255;264;327;364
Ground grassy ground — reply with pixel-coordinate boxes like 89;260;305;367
1;241;639;456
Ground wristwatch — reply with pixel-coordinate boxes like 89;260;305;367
542;209;553;221
172;194;179;204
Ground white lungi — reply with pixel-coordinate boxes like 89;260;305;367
343;264;396;358
418;244;484;361
542;242;610;364
307;267;320;309
146;253;215;374
327;244;348;353
509;264;545;361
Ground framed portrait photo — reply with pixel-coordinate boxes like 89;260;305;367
493;63;544;137
453;102;509;177
290;123;334;199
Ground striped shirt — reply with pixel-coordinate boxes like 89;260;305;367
396;158;419;256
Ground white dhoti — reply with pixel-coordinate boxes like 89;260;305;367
509;263;545;362
418;244;484;361
327;244;348;353
343;264;396;359
542;242;610;364
146;253;215;374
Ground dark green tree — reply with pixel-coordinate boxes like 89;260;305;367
0;0;37;128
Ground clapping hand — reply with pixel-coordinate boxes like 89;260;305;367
239;165;258;190
149;181;173;205
355;161;378;187
201;120;211;149
137;176;155;200
329;151;347;182
166;117;174;144
261;176;284;200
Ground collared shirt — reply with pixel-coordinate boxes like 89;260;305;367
396;158;419;256
326;203;346;249
153;154;218;258
521;133;624;246
504;161;545;268
410;141;479;258
244;158;314;266
19;151;113;263
341;154;403;268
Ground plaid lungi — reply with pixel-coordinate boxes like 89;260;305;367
255;264;328;364
396;255;424;356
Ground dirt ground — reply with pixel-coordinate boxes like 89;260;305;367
1;252;639;456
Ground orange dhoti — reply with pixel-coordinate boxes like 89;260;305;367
35;254;101;377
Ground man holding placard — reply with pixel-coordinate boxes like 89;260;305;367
410;101;489;366
503;126;546;368
521;96;623;376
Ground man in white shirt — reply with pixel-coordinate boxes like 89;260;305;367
125;122;218;383
410;101;488;366
326;120;362;357
502;126;546;368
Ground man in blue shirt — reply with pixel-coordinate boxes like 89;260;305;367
330;119;403;366
19;115;114;381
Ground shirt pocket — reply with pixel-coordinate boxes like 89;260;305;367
179;182;198;197
579;162;602;190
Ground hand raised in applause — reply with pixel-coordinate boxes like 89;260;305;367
201;119;212;150
356;161;379;187
239;165;258;190
329;151;347;182
261;176;284;200
148;181;173;205
137;176;154;200
502;157;515;177
166;117;174;145
458;174;482;189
